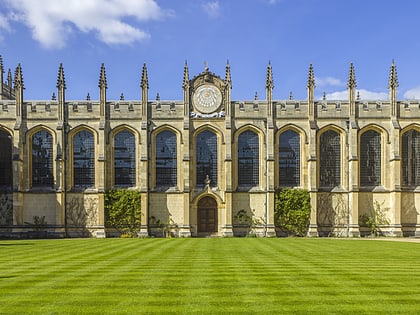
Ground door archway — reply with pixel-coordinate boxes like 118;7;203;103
197;196;218;234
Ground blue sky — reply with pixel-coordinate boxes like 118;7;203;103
1;0;420;101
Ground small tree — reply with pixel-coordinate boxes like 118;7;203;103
105;189;141;237
274;188;311;237
359;200;390;236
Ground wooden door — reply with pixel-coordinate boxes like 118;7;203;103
197;197;217;233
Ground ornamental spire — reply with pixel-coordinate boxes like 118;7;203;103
0;55;3;76
307;63;315;88
388;59;399;89
347;62;357;89
14;63;24;89
98;63;107;89
56;63;66;89
7;68;12;87
225;60;231;84
182;60;189;88
266;61;274;89
141;63;148;89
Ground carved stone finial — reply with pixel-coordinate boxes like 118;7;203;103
56;63;66;89
289;91;293;100
156;92;160;101
307;63;315;88
120;93;124;101
14;64;24;89
183;61;189;88
98;63;107;89
0;55;3;75
7;68;12;87
347;62;357;89
225;60;231;83
86;92;91;101
357;91;360;101
51;92;56;100
204;61;209;72
141;63;149;89
266;61;274;89
322;92;326;100
388;59;399;89
254;91;258;101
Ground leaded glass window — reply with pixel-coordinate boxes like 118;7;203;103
360;130;381;186
196;130;217;187
73;130;95;188
114;130;136;187
319;130;341;188
238;130;259;187
155;130;177;187
32;130;53;187
0;130;12;190
402;130;420;187
279;130;300;187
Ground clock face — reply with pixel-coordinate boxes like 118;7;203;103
193;84;222;114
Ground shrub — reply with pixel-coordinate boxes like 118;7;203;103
274;188;311;236
105;189;141;237
359;200;390;236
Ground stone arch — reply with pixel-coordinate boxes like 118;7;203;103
69;126;97;189
234;125;264;190
151;126;181;190
358;125;387;188
276;125;305;188
317;124;346;189
0;126;13;190
27;126;55;189
193;126;222;189
110;126;138;188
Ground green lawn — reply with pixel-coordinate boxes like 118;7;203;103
0;238;419;314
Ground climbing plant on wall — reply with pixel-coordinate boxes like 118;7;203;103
105;189;141;236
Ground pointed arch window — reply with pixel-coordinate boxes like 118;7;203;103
238;130;259;187
319;130;341;188
155;130;177;188
114;130;136;187
32;130;54;187
402;130;420;187
279;130;300;187
0;130;12;190
73;130;95;188
196;130;217;187
360;130;381;186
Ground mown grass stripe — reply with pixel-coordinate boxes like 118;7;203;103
0;238;419;314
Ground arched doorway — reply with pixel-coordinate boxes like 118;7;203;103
197;196;218;234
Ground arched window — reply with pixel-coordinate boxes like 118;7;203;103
155;130;177;188
0;130;12;190
32;130;54;187
114;130;136;187
319;130;341;188
238;130;259;187
196;130;217;187
279;130;300;187
73;130;95;188
402;130;420;187
360;130;381;186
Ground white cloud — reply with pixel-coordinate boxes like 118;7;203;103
315;76;344;87
0;13;10;31
4;0;166;49
403;86;420;99
202;1;220;18
322;89;388;100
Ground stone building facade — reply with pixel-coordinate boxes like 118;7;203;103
0;55;419;237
